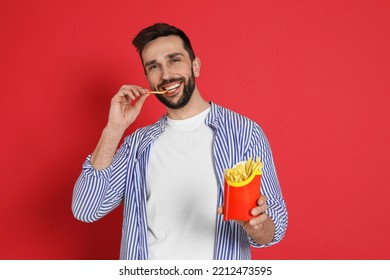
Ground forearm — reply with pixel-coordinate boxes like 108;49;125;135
91;125;125;170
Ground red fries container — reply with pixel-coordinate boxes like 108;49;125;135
223;170;261;221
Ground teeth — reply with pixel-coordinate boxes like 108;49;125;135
164;83;181;92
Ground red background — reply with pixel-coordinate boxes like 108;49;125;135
1;0;389;259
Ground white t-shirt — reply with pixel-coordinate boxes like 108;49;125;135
146;108;218;259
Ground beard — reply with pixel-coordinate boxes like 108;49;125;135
153;71;196;109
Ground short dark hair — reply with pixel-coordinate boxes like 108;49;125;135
132;23;196;62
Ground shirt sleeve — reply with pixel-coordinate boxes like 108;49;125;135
71;141;132;223
245;124;288;248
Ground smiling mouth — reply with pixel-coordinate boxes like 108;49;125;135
161;82;182;93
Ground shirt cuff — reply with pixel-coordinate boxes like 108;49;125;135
82;154;112;180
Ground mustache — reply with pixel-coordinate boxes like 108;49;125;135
157;77;185;90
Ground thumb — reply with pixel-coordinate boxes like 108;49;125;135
133;92;150;111
217;206;224;215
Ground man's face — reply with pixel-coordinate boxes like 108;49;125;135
141;35;200;109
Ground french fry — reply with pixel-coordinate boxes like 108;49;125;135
224;157;263;183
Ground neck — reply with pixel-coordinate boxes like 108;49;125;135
166;88;210;120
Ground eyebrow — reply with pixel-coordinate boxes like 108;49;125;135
144;52;185;68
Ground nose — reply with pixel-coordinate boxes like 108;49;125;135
160;64;173;80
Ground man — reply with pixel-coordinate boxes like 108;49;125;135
72;23;287;260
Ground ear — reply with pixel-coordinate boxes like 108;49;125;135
192;57;201;77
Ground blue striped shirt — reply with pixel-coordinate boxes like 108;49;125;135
72;102;287;259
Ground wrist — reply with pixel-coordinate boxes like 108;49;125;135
104;123;127;139
90;125;124;170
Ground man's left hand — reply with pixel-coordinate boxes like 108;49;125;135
218;195;275;245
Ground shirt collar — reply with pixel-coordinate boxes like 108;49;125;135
205;102;221;130
156;101;221;131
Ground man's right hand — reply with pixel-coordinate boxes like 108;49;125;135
90;85;150;170
107;85;150;134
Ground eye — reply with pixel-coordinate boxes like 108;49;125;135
171;57;181;63
147;64;159;72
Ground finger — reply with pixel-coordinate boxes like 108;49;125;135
248;215;267;228
251;203;268;216
112;91;130;106
251;206;262;216
118;85;147;99
130;87;148;98
217;206;223;215
120;84;145;92
132;92;150;111
113;88;133;104
123;89;138;101
257;195;267;206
